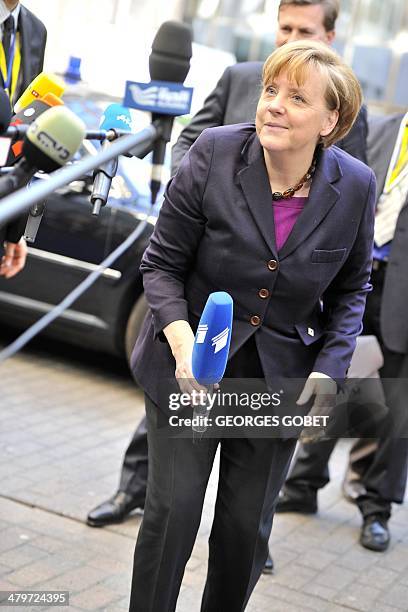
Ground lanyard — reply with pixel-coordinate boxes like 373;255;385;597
0;30;20;102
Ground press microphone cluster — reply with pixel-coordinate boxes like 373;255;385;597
90;18;194;213
0;20;193;229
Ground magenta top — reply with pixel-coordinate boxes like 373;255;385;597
272;196;307;251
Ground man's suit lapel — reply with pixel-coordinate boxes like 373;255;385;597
368;114;403;195
278;148;341;260
18;6;35;91
238;132;279;259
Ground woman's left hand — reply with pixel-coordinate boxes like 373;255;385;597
296;372;337;442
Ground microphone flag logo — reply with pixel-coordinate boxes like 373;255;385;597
211;327;230;354
116;114;132;128
196;324;208;344
128;84;159;106
124;80;193;116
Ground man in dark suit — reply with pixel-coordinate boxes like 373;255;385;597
0;0;47;278
277;111;408;552
86;1;369;571
172;0;367;172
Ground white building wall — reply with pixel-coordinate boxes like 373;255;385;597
22;0;184;96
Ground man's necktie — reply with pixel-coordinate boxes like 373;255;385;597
2;15;14;66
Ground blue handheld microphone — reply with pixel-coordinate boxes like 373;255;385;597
191;292;233;434
90;104;132;215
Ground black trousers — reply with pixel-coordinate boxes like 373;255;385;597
283;265;408;519
119;417;148;497
118;416;369;500
129;337;297;612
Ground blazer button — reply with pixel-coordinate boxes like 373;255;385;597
250;315;261;326
267;259;278;271
258;288;269;299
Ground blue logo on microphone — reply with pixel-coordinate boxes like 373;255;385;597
124;80;193;116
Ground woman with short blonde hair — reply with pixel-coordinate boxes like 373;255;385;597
129;41;376;612
262;40;362;148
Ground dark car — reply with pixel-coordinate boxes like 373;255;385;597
0;93;165;364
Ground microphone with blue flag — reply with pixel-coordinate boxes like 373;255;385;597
90;103;133;215
124;21;193;204
191;292;233;435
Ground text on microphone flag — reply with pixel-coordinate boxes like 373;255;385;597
117;114;132;128
129;84;159;105
124;80;193;116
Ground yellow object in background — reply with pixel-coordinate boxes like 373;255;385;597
384;111;408;193
13;72;65;113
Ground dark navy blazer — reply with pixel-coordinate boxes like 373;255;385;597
132;124;376;405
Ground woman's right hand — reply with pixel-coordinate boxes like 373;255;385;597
164;320;207;396
174;337;206;396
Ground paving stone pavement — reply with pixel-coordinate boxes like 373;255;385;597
0;334;407;612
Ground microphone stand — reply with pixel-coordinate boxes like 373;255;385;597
0;124;158;227
4;125;134;142
150;116;174;204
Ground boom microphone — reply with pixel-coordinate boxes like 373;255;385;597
191;292;233;434
149;21;192;82
0;106;86;198
149;21;192;204
13;73;65;113
90;104;133;215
